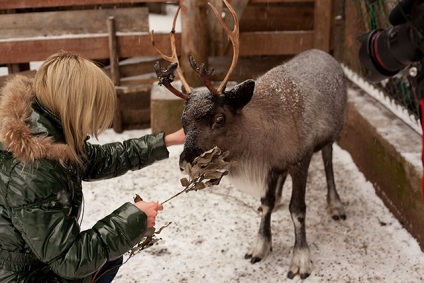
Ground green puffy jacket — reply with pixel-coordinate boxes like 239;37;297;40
0;76;170;282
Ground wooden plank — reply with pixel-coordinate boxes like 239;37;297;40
0;7;148;39
114;85;151;132
313;0;332;52
0;0;312;10
240;4;314;32
230;0;250;21
0;31;310;64
146;3;167;14
238;31;314;56
0;0;176;10
117;86;151;109
122;109;150;124
119;76;158;86
209;55;292;82
117;55;294;84
105;56;166;78
0;33;181;64
250;0;314;2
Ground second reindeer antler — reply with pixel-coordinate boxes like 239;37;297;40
208;0;239;94
189;0;240;95
151;0;240;99
151;6;191;100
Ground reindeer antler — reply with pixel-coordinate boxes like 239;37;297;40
189;0;239;95
188;56;219;95
151;6;191;100
152;1;239;97
210;0;239;94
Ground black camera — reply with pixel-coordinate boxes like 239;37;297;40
358;0;424;82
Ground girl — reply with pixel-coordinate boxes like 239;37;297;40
0;51;185;282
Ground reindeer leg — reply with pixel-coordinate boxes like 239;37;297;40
273;173;287;211
245;168;282;263
287;154;313;280
257;173;286;213
322;144;346;220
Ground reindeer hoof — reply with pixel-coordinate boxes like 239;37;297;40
300;272;311;279
287;270;310;280
332;214;346;221
287;271;295;279
328;201;346;221
244;253;262;264
250;256;262;264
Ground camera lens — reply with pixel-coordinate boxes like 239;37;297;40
359;29;397;81
359;23;419;82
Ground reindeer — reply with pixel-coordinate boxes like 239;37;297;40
151;0;347;279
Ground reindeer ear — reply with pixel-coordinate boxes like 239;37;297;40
224;79;255;110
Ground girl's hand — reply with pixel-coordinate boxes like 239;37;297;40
133;201;163;228
164;128;185;147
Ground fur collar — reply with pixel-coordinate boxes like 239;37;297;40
0;75;72;163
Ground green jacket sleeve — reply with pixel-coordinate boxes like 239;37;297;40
6;161;147;279
82;132;169;181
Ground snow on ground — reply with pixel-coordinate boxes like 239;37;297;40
81;128;424;283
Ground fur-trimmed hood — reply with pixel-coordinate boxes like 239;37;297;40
0;75;72;163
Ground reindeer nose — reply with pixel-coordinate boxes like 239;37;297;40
180;147;203;164
179;147;203;174
179;160;191;175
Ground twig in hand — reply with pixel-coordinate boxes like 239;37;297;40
125;221;172;263
128;194;172;260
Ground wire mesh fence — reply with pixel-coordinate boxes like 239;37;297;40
333;0;421;126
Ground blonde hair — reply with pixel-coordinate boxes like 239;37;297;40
33;51;117;165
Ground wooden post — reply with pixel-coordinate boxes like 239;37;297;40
113;89;124;133
180;0;209;88
314;0;333;52
107;16;120;86
107;16;123;133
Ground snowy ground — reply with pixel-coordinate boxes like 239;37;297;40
81;128;424;283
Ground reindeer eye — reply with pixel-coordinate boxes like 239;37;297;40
215;115;225;125
212;114;225;129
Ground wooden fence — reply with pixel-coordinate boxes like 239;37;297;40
0;0;334;131
0;0;332;67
